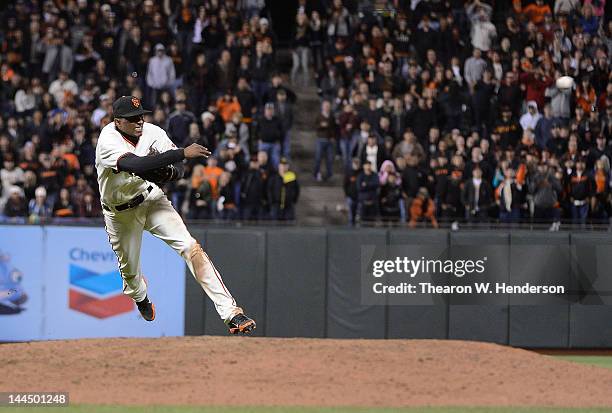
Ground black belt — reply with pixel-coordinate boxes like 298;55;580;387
103;186;153;212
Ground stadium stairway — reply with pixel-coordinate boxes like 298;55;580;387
290;83;347;226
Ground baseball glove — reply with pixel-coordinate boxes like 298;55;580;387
138;145;176;185
138;165;177;186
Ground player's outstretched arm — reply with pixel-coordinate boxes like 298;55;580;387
117;144;211;174
118;149;185;174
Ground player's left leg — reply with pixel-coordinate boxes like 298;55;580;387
143;187;255;333
103;208;155;321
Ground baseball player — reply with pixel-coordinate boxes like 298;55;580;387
94;96;255;334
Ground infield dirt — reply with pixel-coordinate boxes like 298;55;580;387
1;337;611;408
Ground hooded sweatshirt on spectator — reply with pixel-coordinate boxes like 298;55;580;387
520;101;542;131
146;50;176;89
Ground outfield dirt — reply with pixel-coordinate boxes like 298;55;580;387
1;337;612;408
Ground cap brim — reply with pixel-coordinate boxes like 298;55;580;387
117;108;152;117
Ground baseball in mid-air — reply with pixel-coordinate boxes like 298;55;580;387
556;76;574;90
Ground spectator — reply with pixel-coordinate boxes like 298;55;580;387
588;135;611;171
380;172;402;223
69;171;90;204
545;80;573;120
186;52;213;115
255;102;283;169
268;158;300;220
520;68;554;111
77;190;101;218
313;100;336;181
217;171;238;220
216;91;241;123
357;160;379;222
22;169;38;203
146;44;176;107
464;48;487;91
494;106;521;149
359;134;384;174
250;41;272;106
471;70;496;134
568;159;594;224
320;66;340;101
40;31;74;82
496;168;525;223
240;158;264;221
409;187;438;228
522;0;552;25
309;12;325;73
291;11;310;86
28;186;52;223
235;77;257;122
189;164;213;220
592;159;610;220
202;156;223;208
338;103;359;172
576;76;597;113
200;111;220;152
48;71;78;106
0;155;25;209
554;0;581;15
534;105;555;150
344;158;361;225
498;71;523;118
255;150;274;217
463;167;493;223
520;101;542;132
531;163;562;228
392;130;425;163
167;98;197;146
266;73;297;104
3;186;27;220
230;113;251;154
53;187;75;217
578;3;599;35
274;89;294;159
402;155;425;203
467;0;497;52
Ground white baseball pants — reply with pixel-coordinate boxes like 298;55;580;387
102;185;241;321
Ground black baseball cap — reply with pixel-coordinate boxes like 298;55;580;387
112;96;151;118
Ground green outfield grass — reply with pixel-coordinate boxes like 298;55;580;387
554;356;612;370
1;406;612;413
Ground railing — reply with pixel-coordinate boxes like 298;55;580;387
2;216;612;232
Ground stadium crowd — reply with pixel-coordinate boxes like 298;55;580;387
295;0;610;228
0;0;610;228
0;0;300;224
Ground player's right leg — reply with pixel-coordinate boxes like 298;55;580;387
102;209;152;320
143;187;255;334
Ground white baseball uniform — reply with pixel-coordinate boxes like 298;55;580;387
95;121;242;321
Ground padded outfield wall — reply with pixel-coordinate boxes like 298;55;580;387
185;226;612;348
1;224;610;348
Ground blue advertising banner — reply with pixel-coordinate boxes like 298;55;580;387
43;226;185;339
0;226;45;341
0;225;185;341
